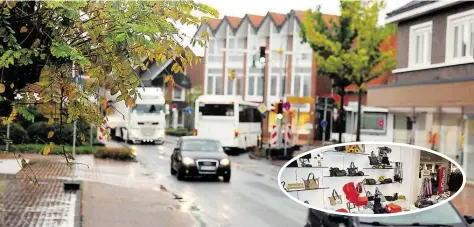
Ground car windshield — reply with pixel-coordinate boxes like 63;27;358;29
132;104;165;114
182;139;222;151
357;203;463;225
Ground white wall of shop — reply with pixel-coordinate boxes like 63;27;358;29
280;144;419;212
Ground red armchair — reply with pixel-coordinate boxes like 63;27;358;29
342;182;368;212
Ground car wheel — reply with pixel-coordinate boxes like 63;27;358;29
170;160;177;175
176;167;185;181
223;174;231;183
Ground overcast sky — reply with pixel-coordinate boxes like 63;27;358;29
181;0;412;56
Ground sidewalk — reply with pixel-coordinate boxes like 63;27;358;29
452;185;474;215
0;154;78;227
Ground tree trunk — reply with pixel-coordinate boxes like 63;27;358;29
338;92;345;143
355;88;363;141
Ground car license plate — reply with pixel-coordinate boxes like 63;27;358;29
200;166;216;171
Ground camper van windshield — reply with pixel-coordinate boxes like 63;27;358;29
133;104;165;114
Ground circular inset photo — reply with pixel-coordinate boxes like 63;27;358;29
278;142;466;217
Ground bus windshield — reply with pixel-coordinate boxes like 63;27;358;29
198;103;234;116
132;104;165;114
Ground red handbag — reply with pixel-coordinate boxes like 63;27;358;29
336;208;349;213
385;203;402;213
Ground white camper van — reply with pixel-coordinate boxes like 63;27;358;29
99;87;168;144
194;95;262;154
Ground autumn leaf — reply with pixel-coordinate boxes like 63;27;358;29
80;133;86;143
20;26;28;33
47;131;55;138
0;83;5;93
85;78;91;88
31;39;40;48
106;106;113;115
43;145;51;155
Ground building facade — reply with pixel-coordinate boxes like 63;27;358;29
193;10;337;142
367;1;474;181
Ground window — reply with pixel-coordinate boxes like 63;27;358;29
182;139;222;152
292;74;311;97
198;104;234;116
409;21;432;67
207;38;225;62
239;105;263;123
361;112;387;132
206;69;223;95
447;11;474;62
132;104;165;114
270;74;278;96
173;87;184;101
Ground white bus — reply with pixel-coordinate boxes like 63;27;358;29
194;95;262;155
330;102;394;142
99;87;168;144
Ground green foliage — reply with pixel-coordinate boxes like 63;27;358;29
166;128;192;137
11;144;99;155
0;122;28;144
1;0;218;143
26;122;54;144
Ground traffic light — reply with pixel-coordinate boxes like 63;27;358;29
272;102;279;114
277;101;283;114
228;69;235;80
259;46;266;63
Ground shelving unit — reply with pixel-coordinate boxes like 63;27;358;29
324;175;370;177
286;187;330;192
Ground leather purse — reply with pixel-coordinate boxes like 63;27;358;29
369;151;379;165
330;167;347;177
366;191;374;201
347;162;358;176
364;178;377;185
286;182;305;191
356;182;363;193
328;189;343;206
381;178;393;184
302;173;319;189
385;203;402;213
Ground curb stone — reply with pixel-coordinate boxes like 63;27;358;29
74;183;82;227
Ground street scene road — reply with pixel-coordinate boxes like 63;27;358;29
128;136;306;227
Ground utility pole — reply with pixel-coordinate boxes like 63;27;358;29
322;98;328;144
5;123;10;153
64;62;80;191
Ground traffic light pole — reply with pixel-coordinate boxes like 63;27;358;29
260;58;266;149
322;98;328;145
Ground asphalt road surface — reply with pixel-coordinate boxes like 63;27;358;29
127;137;307;227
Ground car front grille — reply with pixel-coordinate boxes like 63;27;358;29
196;159;219;173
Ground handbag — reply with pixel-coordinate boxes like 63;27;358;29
381;156;390;165
287;160;298;167
336;169;347;176
375;187;386;202
286;182;305;191
364;178;377;185
347;162;358;176
394;162;403;183
357;171;365;176
336;208;348;213
381;178;393;184
385;203;402;213
369;151;379;165
415;197;433;208
372;197;386;214
330;167;347;177
302;173;319;189
366;191;374;201
356;182;363;193
328;189;343;206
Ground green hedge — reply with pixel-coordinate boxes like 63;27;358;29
94;147;136;161
165;128;192;137
0;123;29;144
11;144;99;155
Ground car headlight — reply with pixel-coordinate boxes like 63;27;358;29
182;157;194;165
220;159;230;165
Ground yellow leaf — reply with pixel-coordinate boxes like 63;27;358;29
164;74;172;83
0;83;5;93
106;106;113;115
43;145;51;155
171;63;181;73
20;26;28;33
31;39;40;48
47;131;54;138
80;133;86;142
49;142;55;150
85;78;91;88
48;118;54;125
160;55;166;64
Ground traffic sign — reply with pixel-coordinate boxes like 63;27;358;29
258;104;267;114
185;107;193;115
321;120;328;129
287;96;314;104
283;102;291;110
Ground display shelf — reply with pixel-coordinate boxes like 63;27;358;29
322;151;370;156
286;167;329;169
286;187;330;192
324;175;370;177
363;167;394;169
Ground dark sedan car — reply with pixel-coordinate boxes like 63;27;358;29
170;136;231;182
305;202;474;227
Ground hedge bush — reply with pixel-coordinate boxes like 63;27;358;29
11;144;99;155
26;121;96;146
0;123;29;144
94;147;136;161
165;128;192;137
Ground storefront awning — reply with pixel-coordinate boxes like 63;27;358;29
368;79;474;108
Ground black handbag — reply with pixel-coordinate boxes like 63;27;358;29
335;146;345;152
369;151;379;165
372;192;386;214
366;191;374;201
381;156;390;165
329;167;339;177
336;169;347;176
394;162;403;183
288;160;298;167
357;171;365;176
364;178;377;185
381;178;393;184
347;162;358;176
